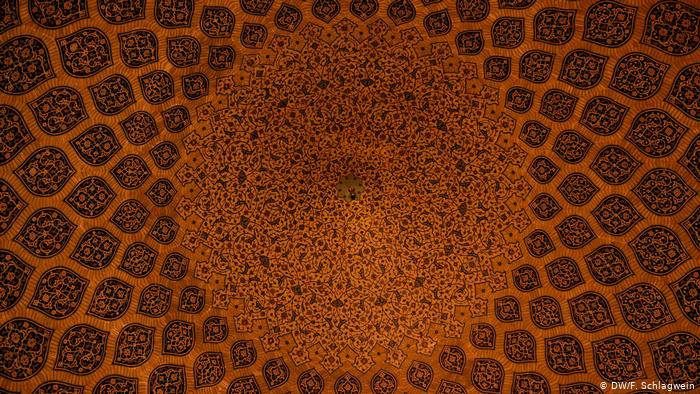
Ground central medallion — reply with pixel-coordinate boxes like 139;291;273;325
182;19;525;374
337;174;364;201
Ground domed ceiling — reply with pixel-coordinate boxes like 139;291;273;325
0;0;699;393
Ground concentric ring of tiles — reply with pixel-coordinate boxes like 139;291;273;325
0;0;698;393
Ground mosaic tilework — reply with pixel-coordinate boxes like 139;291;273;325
0;0;698;393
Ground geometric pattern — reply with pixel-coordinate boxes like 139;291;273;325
0;1;698;393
